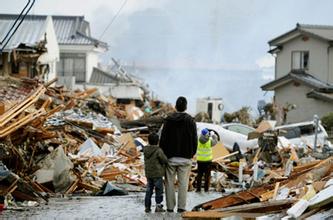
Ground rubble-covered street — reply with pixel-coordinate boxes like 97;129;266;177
0;75;332;219
2;192;222;219
2;1;333;220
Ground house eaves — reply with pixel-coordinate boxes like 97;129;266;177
261;70;333;92
261;74;293;91
307;90;333;102
268;27;299;46
268;23;333;47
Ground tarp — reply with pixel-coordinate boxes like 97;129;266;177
97;181;128;196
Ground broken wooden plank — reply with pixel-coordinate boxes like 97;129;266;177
12;190;38;201
212;151;239;162
193;184;275;211
214;199;294;213
64;179;79;194
78;181;100;192
0;108;46;138
44;77;58;87
182;211;265;219
273;182;280;200
0;85;45;127
0;178;19;196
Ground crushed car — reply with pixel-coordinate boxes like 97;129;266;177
275;120;332;149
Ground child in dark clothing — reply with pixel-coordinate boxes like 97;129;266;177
144;132;168;213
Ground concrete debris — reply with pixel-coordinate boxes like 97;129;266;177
34;146;74;193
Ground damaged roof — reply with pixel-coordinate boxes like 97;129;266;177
269;23;333;46
89;67;132;84
52;15;107;48
261;70;333;92
0;14;107;49
0;15;47;50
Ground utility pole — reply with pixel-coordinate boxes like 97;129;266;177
313;114;319;151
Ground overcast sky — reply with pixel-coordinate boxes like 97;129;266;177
4;0;333;70
2;0;333;113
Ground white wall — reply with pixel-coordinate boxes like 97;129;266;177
276;36;329;81
328;47;333;84
37;16;59;83
86;51;98;82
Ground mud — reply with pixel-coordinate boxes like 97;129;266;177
1;191;223;220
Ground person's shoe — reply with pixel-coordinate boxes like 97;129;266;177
177;208;186;213
167;209;174;213
155;204;165;212
145;207;151;213
195;189;201;192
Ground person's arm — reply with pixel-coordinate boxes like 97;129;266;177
210;132;218;147
157;148;168;164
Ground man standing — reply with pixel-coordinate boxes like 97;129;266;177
159;96;198;213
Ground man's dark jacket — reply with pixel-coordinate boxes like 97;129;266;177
144;145;168;178
159;112;198;159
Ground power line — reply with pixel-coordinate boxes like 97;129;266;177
99;0;128;40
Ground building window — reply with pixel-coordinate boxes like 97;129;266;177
292;51;309;70
57;53;86;83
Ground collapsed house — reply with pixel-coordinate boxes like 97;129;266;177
0;15;59;81
0;13;107;87
0;76;173;207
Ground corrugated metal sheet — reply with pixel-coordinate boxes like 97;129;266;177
52;15;107;47
0;15;45;50
0;14;107;48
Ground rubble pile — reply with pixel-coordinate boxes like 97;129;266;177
184;121;333;219
1;77;332;218
0;77;173;208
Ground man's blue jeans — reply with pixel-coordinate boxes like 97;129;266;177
144;177;164;208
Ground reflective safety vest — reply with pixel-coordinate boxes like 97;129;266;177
196;139;213;162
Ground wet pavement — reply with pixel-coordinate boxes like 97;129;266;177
1;191;223;220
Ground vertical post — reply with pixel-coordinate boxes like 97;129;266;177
313;114;319;151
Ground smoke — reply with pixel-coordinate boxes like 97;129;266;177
3;0;333;114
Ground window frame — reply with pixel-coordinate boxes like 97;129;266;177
57;53;86;83
291;50;309;70
225;124;255;136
